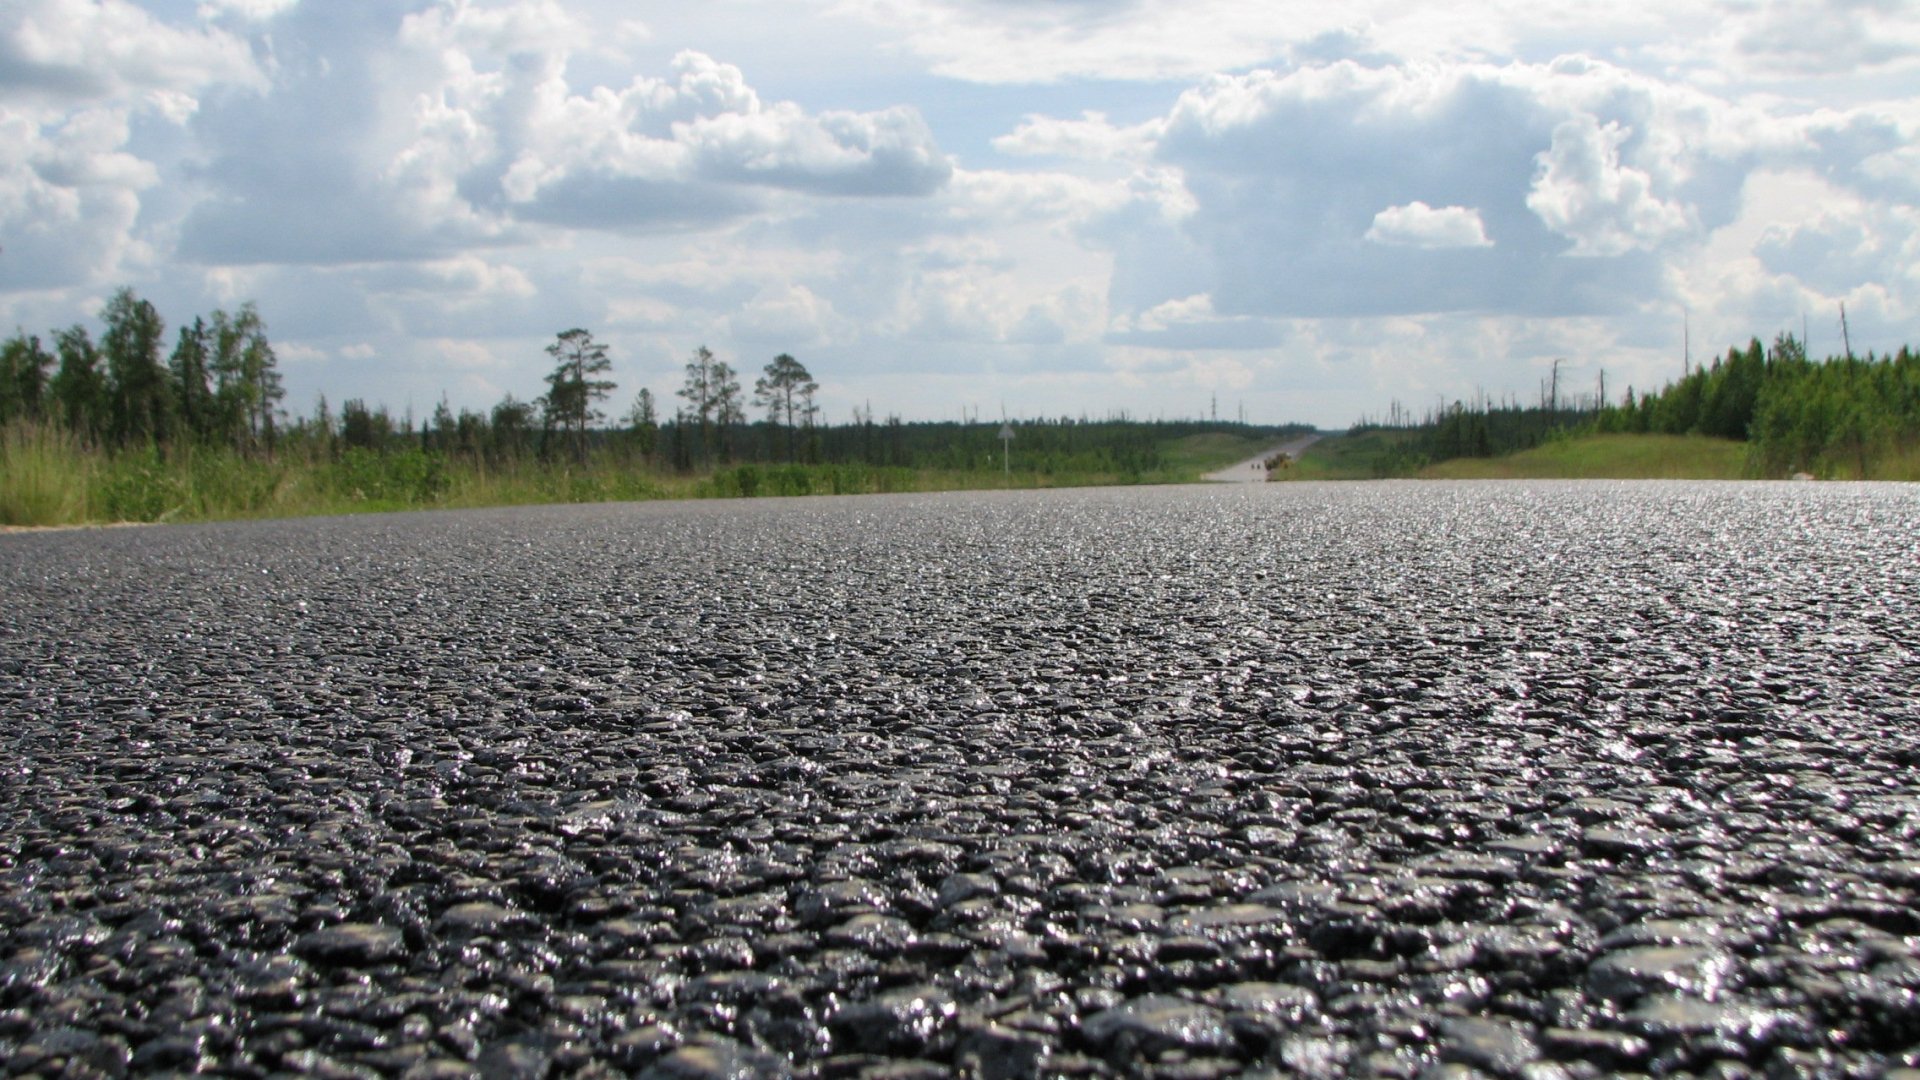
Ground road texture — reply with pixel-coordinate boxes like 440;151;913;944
3;481;1918;1078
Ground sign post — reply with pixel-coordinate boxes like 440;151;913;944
998;423;1014;476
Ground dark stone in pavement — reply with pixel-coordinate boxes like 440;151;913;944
3;483;1917;1076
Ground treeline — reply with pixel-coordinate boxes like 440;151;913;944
812;414;1309;477
305;391;1292;482
0;293;636;471
1;288;283;454
1351;335;1920;478
242;352;1255;483
1349;395;1605;477
1592;335;1920;477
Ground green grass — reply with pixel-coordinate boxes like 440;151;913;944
1278;431;1754;482
687;461;1238;498
18;424;1883;532
1863;442;1920;481
0;424;91;526
0;425;1274;529
1283;429;1427;480
1419;433;1752;480
1761;438;1920;481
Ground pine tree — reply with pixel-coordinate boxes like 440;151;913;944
626;388;659;459
100;288;171;447
50;325;106;441
676;346;741;465
0;331;53;425
754;353;819;463
540;329;616;463
170;318;215;443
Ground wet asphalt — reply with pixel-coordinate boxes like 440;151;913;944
2;480;1918;1079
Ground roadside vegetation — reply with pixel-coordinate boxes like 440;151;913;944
1288;333;1920;481
0;287;1310;527
0;419;1310;528
11;287;1909;528
1419;434;1751;480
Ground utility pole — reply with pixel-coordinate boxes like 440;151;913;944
1549;357;1562;414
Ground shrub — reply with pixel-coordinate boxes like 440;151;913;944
326;447;449;506
93;446;188;522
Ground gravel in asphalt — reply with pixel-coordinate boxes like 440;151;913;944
2;481;1918;1078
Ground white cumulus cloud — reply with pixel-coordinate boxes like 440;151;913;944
993;111;1162;162
1526;116;1692;256
0;107;159;288
1111;54;1845;321
494;50;950;226
1366;202;1493;249
0;0;268;285
196;0;299;21
729;283;844;345
1;0;264;106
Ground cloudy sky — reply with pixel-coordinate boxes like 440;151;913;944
4;0;1917;428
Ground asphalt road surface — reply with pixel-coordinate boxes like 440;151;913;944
1202;435;1324;483
3;481;1918;1078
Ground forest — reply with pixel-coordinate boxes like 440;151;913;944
0;288;1306;525
1346;333;1920;479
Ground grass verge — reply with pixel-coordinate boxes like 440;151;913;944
1419;434;1751;480
0;424;91;526
1282;429;1428;480
1282;431;1781;481
1;426;1276;529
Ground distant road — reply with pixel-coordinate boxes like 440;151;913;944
1202;431;1324;482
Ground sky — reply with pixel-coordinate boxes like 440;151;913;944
3;0;1918;429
